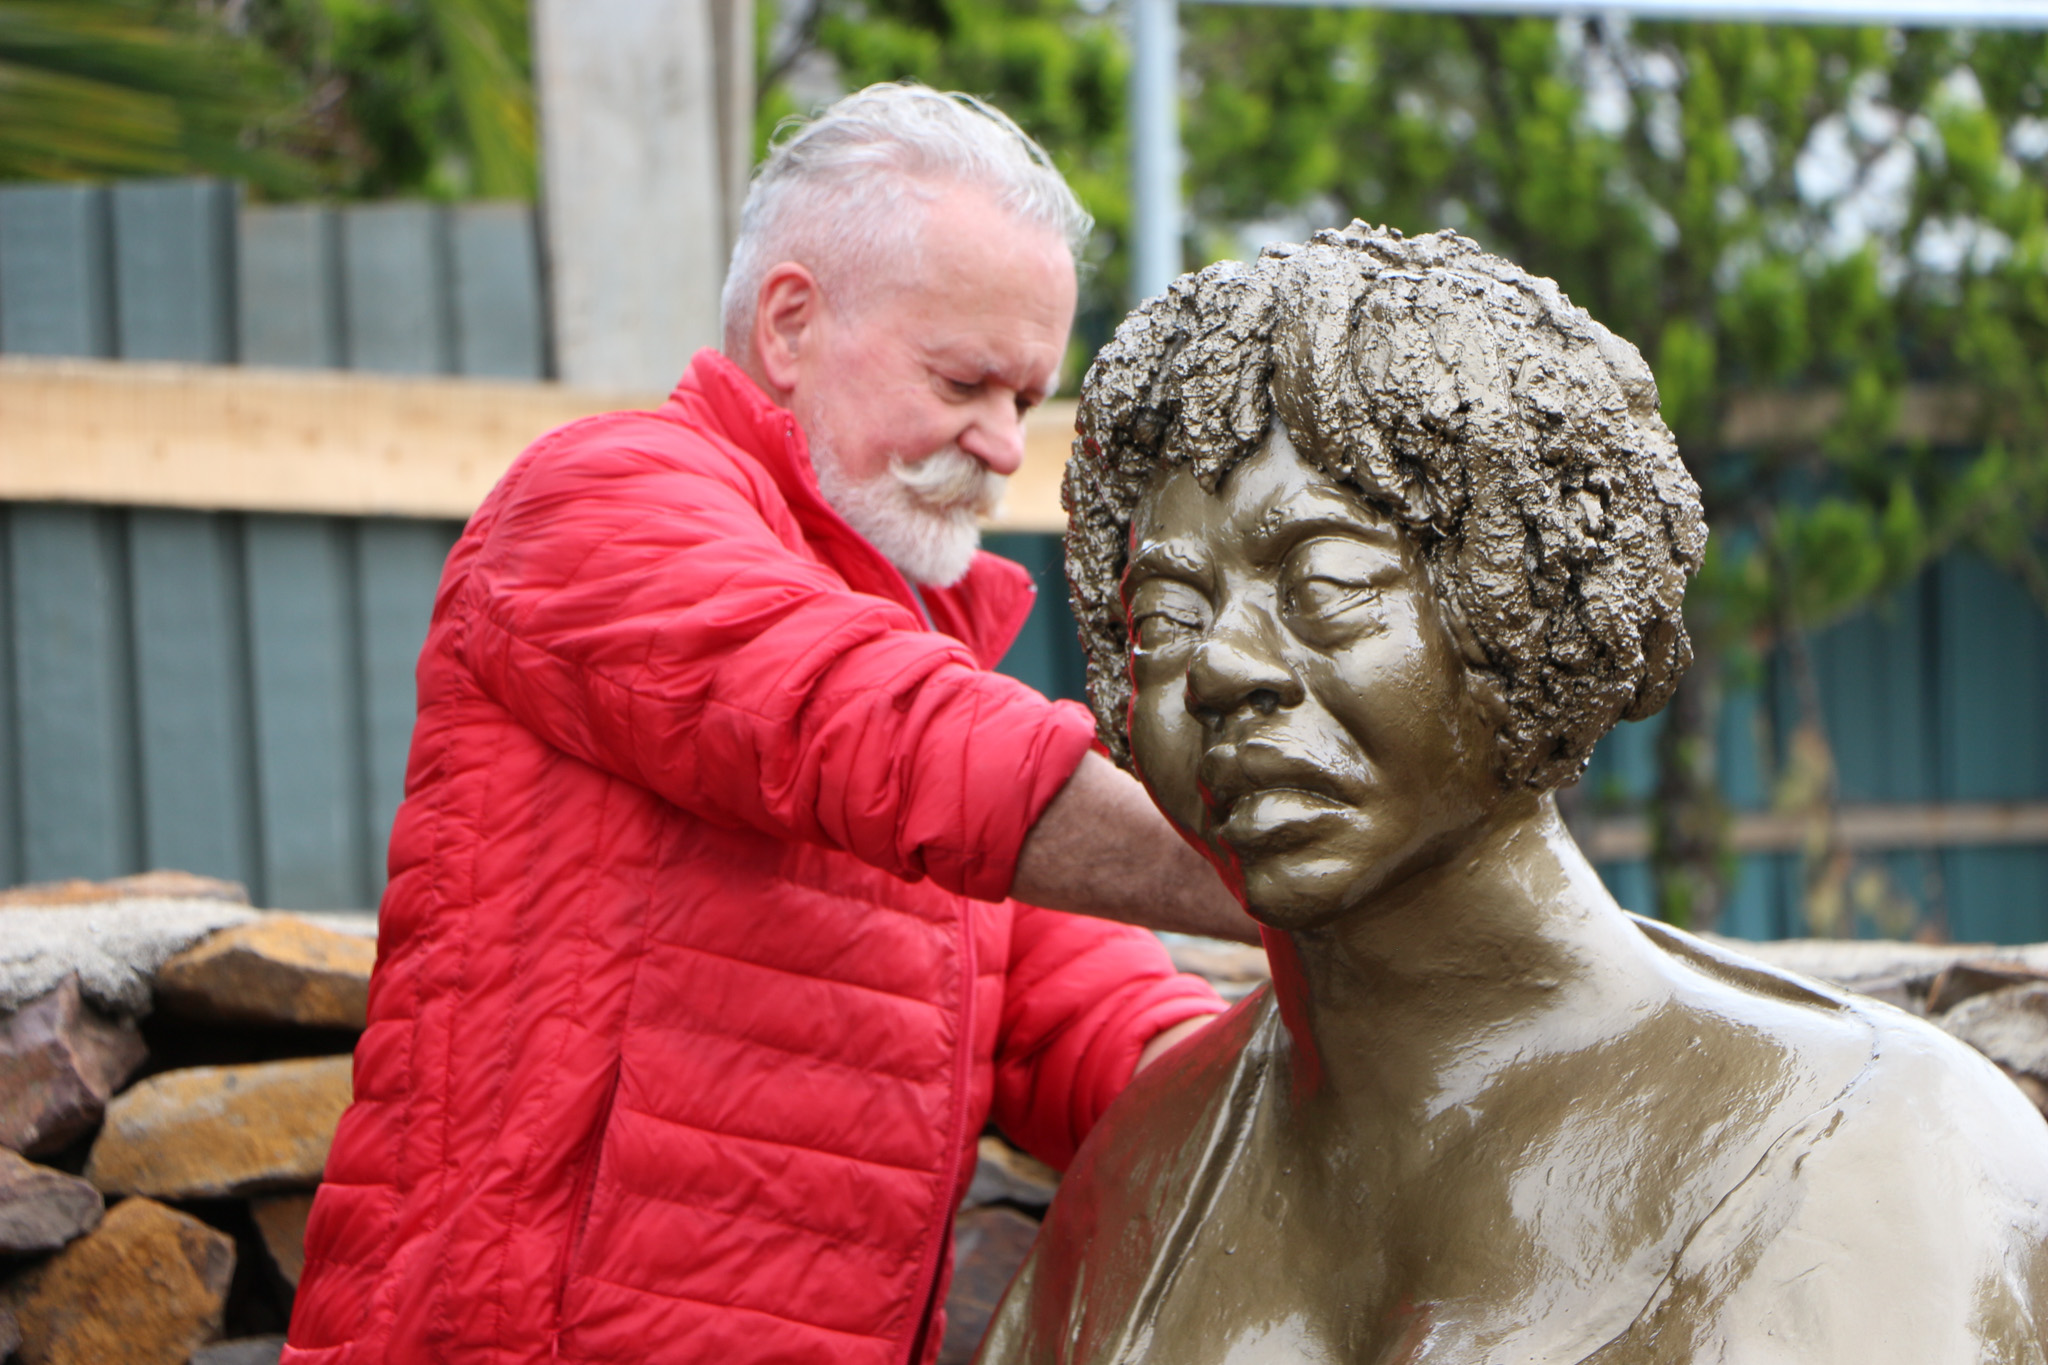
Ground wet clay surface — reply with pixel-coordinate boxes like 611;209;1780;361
983;923;2048;1364
983;227;2048;1362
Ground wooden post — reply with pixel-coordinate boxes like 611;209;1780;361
532;0;754;392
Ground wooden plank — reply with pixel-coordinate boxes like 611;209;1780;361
1579;801;2048;863
1715;681;1779;934
1721;855;1794;941
1579;708;1662;810
110;179;236;363
1794;584;1940;935
239;203;343;368
1716;682;1769;808
127;510;258;894
6;506;138;881
355;519;459;895
450;203;547;380
341;202;452;374
1720;384;1979;451
1600;862;1655;919
0;358;1078;530
0;357;645;519
245;516;368;909
0;184;113;357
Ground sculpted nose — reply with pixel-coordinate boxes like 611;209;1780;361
1185;621;1304;723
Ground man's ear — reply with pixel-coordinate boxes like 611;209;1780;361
750;262;822;401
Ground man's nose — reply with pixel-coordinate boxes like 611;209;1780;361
1185;611;1304;722
959;401;1028;478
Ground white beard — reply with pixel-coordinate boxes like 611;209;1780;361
810;436;1007;588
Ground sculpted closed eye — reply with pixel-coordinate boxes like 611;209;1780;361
1128;580;1210;651
1283;537;1402;625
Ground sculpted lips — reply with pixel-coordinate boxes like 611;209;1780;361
1199;738;1369;852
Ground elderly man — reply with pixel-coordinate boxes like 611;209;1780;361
282;84;1245;1365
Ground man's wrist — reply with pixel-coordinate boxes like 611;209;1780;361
1135;1014;1221;1074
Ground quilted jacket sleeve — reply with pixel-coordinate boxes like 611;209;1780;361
451;419;1097;903
991;902;1226;1170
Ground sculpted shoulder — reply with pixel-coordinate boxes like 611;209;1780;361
1594;927;2048;1362
982;990;1282;1365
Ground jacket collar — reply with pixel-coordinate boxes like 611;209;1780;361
663;350;1040;671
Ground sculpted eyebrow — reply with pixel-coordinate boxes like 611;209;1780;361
1247;498;1403;560
1126;540;1209;584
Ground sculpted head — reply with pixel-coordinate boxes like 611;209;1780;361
1066;224;1706;923
725;83;1089;586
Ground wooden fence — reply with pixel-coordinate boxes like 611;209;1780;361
0;180;538;906
0;178;1088;909
1;176;2044;940
1580;560;2048;943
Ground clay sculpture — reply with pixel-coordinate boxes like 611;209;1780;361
977;224;2048;1364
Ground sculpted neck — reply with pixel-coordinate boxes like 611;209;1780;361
1263;794;1672;1133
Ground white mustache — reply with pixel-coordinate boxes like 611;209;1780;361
891;447;1008;518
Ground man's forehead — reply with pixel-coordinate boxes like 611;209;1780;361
919;330;1061;384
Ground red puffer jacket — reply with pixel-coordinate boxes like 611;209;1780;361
282;350;1221;1365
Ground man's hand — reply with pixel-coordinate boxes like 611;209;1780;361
1012;752;1260;944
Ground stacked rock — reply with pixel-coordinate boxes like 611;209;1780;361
5;875;2045;1365
0;873;373;1365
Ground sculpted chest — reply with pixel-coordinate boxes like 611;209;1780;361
980;976;1892;1365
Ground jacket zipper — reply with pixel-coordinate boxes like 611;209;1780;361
783;406;975;1363
903;906;976;1364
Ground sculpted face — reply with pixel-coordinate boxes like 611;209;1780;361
1122;426;1504;928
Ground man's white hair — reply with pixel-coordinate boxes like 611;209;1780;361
720;81;1092;350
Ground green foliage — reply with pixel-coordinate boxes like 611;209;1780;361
0;0;304;188
236;0;534;197
0;0;532;198
766;6;2048;929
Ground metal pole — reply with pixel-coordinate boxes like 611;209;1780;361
1129;0;1182;304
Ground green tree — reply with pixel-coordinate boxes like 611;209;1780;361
1183;14;2048;931
236;0;534;197
0;0;302;187
0;0;533;198
770;6;2048;934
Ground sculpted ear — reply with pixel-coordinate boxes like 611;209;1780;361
1440;593;1512;734
751;262;823;399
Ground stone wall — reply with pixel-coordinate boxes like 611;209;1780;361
4;880;2046;1365
0;874;368;1365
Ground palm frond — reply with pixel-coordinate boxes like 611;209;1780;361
424;0;534;197
0;0;306;188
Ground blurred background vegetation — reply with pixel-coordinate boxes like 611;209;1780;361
5;0;2047;932
0;0;532;196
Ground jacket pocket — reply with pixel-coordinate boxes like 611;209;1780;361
552;1056;623;1330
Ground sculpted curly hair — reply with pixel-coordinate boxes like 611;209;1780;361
1064;223;1707;791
